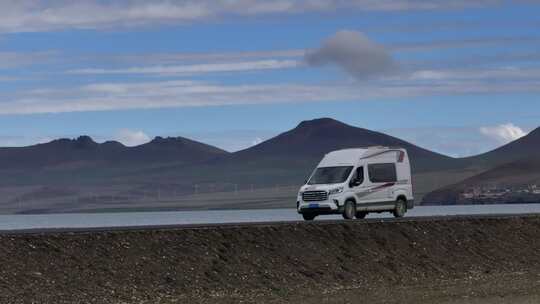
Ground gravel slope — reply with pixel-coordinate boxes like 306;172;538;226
1;216;539;303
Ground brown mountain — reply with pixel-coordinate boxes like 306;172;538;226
422;127;540;204
119;119;540;206
0;135;228;169
136;118;465;200
1;118;539;213
422;155;540;204
231;118;457;173
123;136;229;164
462;127;540;168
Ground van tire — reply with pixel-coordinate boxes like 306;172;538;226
393;198;407;218
355;212;368;219
342;200;356;220
302;213;316;221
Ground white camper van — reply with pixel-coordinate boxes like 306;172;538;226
297;147;414;221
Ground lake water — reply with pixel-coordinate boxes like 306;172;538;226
1;204;540;231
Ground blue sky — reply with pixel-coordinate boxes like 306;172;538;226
0;1;539;156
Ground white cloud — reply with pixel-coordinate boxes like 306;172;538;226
305;30;396;79
117;50;305;65
0;135;29;147
1;65;540;115
114;129;150;146
0;1;500;33
0;81;365;114
0;135;55;147
407;67;540;81
69;59;299;75
385;126;519;158
480;123;528;144
251;137;263;146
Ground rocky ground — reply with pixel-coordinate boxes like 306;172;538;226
1;215;539;303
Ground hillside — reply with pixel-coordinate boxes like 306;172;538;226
423;156;540;205
130;118;465;200
121;136;229;164
0;135;228;169
463;127;540;167
231;118;457;173
422;127;540;205
0;118;539;213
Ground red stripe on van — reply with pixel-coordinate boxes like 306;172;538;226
397;151;405;163
371;182;395;191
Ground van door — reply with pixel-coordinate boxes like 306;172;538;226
365;163;397;204
349;166;376;205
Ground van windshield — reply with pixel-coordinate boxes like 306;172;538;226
308;166;353;185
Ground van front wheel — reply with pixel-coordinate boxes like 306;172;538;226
393;198;407;218
342;200;356;220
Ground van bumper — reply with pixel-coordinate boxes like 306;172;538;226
297;201;342;214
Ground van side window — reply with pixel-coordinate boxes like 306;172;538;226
368;163;397;183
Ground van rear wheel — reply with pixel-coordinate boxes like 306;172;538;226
393;198;407;218
342;200;355;220
302;213;316;221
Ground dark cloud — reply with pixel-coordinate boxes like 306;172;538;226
305;30;397;80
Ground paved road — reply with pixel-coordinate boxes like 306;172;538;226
2;213;538;235
2;204;540;232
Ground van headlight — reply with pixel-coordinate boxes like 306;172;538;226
328;187;344;195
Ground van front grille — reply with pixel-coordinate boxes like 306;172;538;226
302;191;328;202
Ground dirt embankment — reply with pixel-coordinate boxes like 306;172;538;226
1;216;540;303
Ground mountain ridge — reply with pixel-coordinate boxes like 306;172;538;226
0;117;538;212
423;155;540;204
0;134;228;169
461;126;540;167
4;119;538;165
230;117;457;173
